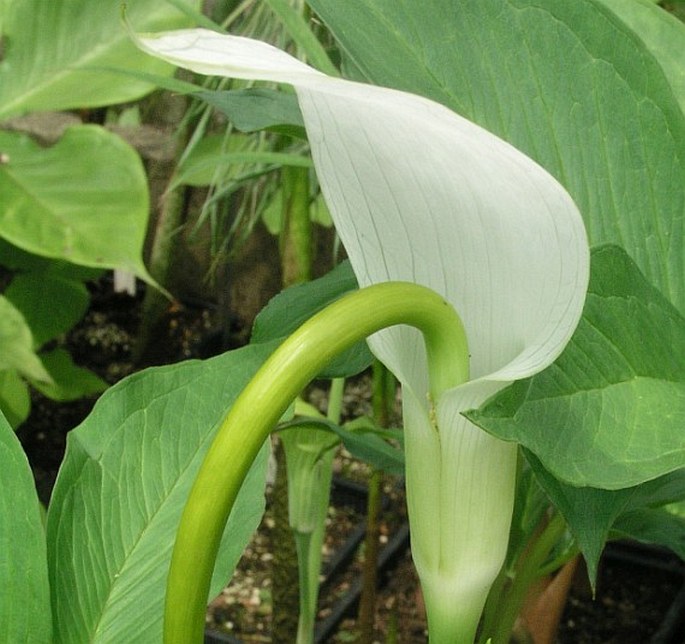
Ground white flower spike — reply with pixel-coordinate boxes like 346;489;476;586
138;29;589;642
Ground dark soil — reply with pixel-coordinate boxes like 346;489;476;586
16;277;685;644
558;546;685;644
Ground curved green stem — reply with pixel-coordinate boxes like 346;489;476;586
164;281;468;643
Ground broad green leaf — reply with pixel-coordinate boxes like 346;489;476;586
0;296;49;383
307;0;685;314
0;0;201;119
33;348;108;402
613;508;685;561
528;451;685;583
5;272;89;347
596;0;685;114
46;345;274;643
251;260;373;377
0;126;155;284
86;65;204;97
0;238;105;281
0;369;30;428
0;412;51;642
469;246;685;489
196;88;306;137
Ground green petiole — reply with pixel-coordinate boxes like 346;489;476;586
164;281;469;642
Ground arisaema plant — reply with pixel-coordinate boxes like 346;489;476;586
136;30;589;643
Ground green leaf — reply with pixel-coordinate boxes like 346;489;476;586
0;369;30;428
0;412;51;642
0;238;105;281
196;88;306;137
4;273;89;347
263;0;338;76
505;460;553;569
469;246;685;489
0;126;155;284
0;296;49;383
175;132;263;187
251;260;356;341
307;0;685;314
32;348;108;402
251;260;373;377
177;146;311;187
596;0;685;115
282;415;405;476
0;0;201;119
527;451;685;583
334;417;405;476
613;507;685;561
46;345;273;642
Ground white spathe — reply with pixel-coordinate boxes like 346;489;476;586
138;29;589;641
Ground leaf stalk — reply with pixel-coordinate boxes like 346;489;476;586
164;281;469;642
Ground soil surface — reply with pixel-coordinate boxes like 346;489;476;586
16;277;685;643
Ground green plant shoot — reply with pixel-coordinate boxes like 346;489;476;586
164;281;469;641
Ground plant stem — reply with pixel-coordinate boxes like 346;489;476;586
272;163;312;642
485;512;568;644
293;530;317;644
164;281;468;643
291;439;335;644
357;361;395;642
280;165;312;286
272;437;300;642
327;377;344;424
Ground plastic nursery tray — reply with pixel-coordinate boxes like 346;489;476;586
603;542;685;644
204;477;410;644
559;541;685;644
